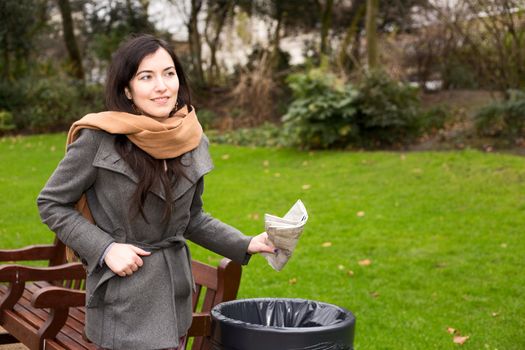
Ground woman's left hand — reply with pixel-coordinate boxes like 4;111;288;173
247;232;276;254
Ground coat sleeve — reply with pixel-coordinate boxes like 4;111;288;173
184;178;252;265
37;129;115;274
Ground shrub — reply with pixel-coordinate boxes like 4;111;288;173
0;79;27;116
207;122;284;148
0;76;104;132
281;69;431;149
0;110;15;132
355;71;423;146
197;108;216;131
475;89;525;138
21;78;82;131
281;69;359;149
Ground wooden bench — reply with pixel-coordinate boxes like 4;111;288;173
0;239;242;350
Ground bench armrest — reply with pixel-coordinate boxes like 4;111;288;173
32;286;86;308
0;244;58;262
188;312;211;337
0;262;85;283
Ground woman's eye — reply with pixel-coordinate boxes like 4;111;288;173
165;71;176;77
138;74;151;81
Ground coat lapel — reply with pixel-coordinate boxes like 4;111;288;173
92;133;214;202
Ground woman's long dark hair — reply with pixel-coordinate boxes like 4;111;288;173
106;34;192;223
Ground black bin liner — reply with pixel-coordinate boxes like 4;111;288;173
210;298;355;350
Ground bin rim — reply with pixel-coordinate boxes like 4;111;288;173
211;297;355;333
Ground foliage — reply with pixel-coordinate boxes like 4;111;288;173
430;0;525;93
0;76;104;132
282;69;360;149
207;122;285;147
0;110;15;132
197;108;217;131
281;69;432;149
440;58;479;90
354;70;424;146
85;0;156;62
0;79;27;114
2;134;525;349
475;89;525;138
0;0;46;79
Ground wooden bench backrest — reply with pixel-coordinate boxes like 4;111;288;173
1;238;242;349
188;258;241;349
53;238;242;349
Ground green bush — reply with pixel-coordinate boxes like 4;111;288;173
475;89;525;138
207;122;285;147
0;79;27;115
196;108;216;131
22;78;82;130
0;110;15;132
355;71;423;146
281;69;432;149
281;69;359;149
0;76;104;132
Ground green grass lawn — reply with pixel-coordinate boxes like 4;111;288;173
1;133;524;349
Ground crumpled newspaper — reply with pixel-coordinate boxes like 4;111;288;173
261;200;308;271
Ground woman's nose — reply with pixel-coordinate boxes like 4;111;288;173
154;76;167;91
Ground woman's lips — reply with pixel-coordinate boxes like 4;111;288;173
151;96;170;105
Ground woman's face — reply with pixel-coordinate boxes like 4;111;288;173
125;48;179;119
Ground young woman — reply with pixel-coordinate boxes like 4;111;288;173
37;34;274;350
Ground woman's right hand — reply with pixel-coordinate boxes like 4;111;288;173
104;243;151;277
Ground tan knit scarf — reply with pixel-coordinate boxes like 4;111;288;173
67;105;203;159
65;106;202;262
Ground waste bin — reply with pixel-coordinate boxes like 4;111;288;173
210;298;355;350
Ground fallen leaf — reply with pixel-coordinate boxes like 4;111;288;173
302;161;309;166
491;312;499;317
50;146;56;152
500;243;507;248
453;335;469;345
302;184;311;190
337;265;345;270
288;278;297;285
370;291;380;298
221;154;230;160
357;211;365;217
263;160;269;167
248;213;260;220
358;259;372;266
412;168;423;174
321;242;332;247
347;270;354;277
274;172;281;177
447;327;456;334
400;154;406;160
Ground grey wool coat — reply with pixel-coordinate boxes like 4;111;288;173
37;129;252;350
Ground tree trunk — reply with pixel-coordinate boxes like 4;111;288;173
188;0;205;86
205;0;232;84
337;0;365;73
57;0;84;80
320;0;334;59
365;0;379;70
2;35;10;80
270;7;285;70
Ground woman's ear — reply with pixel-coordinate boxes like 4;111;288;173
124;87;132;100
